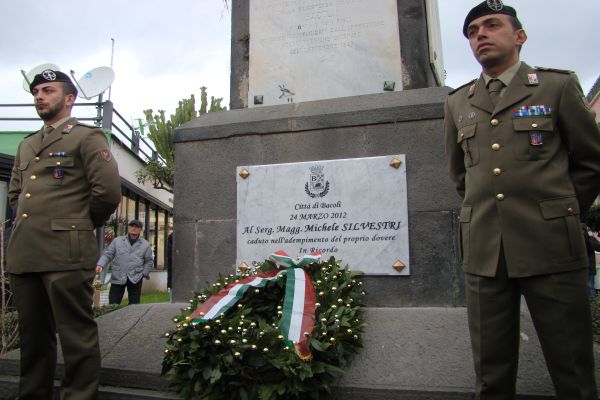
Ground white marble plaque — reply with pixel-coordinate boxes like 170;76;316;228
237;155;409;275
248;0;403;107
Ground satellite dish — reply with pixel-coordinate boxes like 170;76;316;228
21;63;61;93
74;66;115;99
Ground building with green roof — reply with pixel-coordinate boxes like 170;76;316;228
0;132;31;156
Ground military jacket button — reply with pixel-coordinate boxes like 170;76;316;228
496;193;505;201
25;193;31;198
22;213;28;219
71;225;76;229
56;161;61;166
567;207;574;214
492;143;501;151
532;123;539;128
30;175;37;180
35;157;40;161
493;168;502;175
490;119;499;126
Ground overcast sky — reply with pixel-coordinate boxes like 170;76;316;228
1;0;598;132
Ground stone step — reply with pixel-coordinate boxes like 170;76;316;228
1;303;598;399
0;375;178;400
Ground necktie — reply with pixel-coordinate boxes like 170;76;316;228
42;126;54;140
488;79;504;107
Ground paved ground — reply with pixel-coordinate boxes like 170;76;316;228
2;303;600;399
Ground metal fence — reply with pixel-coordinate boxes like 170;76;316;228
0;220;18;355
0;98;165;166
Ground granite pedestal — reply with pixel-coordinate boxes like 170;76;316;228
171;87;463;307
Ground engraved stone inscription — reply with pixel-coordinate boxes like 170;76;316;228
237;155;410;275
249;0;403;106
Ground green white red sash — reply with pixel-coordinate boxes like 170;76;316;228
190;251;319;360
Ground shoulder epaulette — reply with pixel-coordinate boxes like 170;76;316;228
76;122;97;129
24;131;38;139
534;66;573;75
448;79;477;95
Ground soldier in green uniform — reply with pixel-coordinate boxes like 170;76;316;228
444;2;600;399
7;69;121;399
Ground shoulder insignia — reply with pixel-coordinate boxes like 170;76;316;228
99;149;113;162
448;79;477;96
62;124;74;133
534;66;573;75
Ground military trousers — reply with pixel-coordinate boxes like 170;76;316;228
465;250;597;400
10;269;100;400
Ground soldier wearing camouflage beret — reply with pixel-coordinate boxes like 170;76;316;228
7;69;121;399
445;1;600;398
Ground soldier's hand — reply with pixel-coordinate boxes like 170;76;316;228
95;265;103;274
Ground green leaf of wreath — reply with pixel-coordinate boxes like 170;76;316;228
162;256;366;400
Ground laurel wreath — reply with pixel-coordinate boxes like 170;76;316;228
304;181;330;198
162;256;365;400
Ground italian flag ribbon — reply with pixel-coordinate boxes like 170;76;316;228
189;250;320;360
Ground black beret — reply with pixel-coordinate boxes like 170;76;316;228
29;69;78;95
128;219;143;228
463;1;520;37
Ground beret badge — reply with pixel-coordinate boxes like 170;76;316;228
486;0;504;11
42;69;57;81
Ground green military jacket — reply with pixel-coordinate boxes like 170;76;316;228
445;63;600;277
7;117;121;273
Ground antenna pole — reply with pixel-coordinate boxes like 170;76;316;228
109;38;115;101
20;70;32;91
96;93;104;127
69;70;90;99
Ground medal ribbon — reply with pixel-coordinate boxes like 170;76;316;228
190;250;319;360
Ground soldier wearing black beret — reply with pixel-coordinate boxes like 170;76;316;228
28;69;78;96
7;69;121;399
445;1;600;399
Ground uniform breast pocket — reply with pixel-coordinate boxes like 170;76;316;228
42;156;75;186
50;218;95;262
457;124;479;167
539;196;585;260
513;117;554;161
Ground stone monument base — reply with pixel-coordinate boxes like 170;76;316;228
2;303;594;399
172;87;465;307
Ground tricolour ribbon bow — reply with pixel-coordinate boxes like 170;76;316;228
189;250;320;360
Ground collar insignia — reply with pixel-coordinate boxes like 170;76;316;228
468;84;476;97
527;73;539;85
